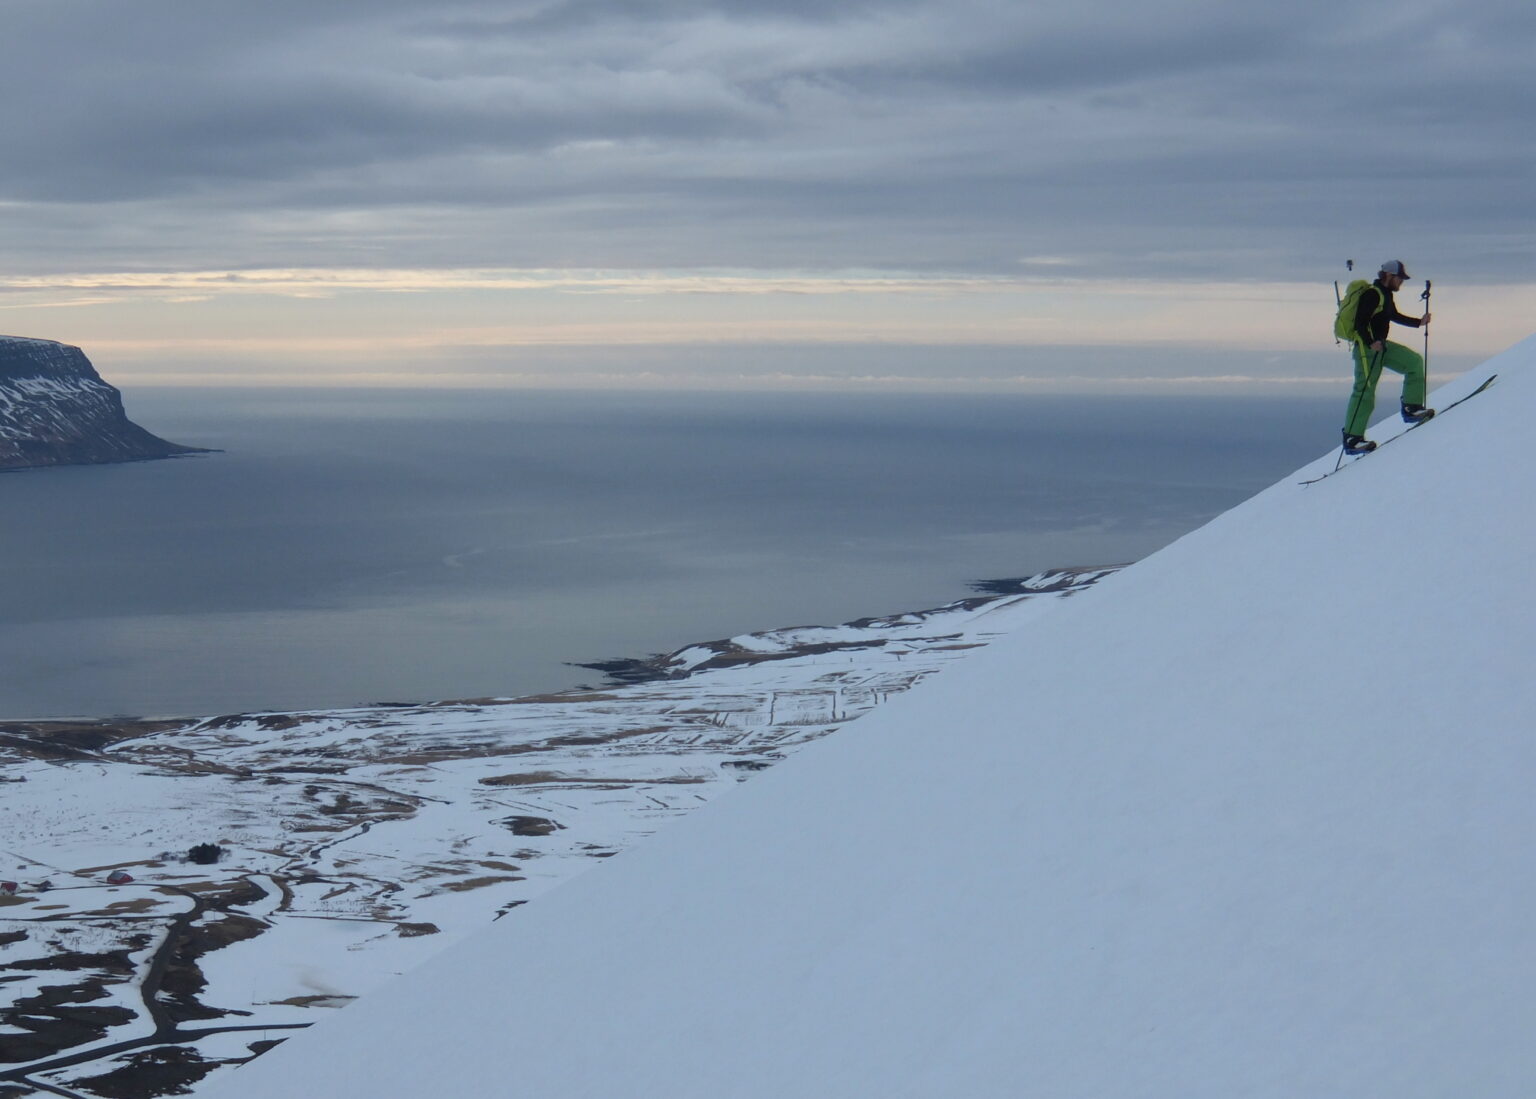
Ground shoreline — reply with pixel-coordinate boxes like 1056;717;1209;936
0;567;1126;732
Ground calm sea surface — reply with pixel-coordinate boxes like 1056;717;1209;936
1;387;1340;719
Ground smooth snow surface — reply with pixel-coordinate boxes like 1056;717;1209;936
214;339;1536;1099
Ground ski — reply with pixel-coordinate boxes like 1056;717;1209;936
1300;374;1497;486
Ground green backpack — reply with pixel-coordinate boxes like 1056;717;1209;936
1334;279;1383;342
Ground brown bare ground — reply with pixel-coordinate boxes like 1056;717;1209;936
75;860;148;874
270;994;357;1008
480;772;707;788
439;875;523;892
477;771;566;786
381;724;672;765
96;897;165;914
507;691;622;704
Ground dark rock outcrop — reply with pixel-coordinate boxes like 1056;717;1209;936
0;335;209;470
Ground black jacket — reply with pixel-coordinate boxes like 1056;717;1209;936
1353;278;1423;345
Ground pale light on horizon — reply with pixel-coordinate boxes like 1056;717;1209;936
1;266;1523;392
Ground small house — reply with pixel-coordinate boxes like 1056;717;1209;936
0;881;18;895
106;870;134;885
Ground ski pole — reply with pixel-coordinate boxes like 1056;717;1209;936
1420;278;1432;391
1335;343;1385;471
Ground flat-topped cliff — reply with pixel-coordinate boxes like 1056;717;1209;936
0;335;207;469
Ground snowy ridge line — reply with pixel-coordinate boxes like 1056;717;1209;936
0;566;1120;1095
1298;372;1499;485
1289;361;1502;487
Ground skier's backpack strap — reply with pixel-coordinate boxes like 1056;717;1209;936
1333;279;1382;342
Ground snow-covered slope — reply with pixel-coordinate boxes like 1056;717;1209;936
214;339;1536;1099
2;572;1119;1095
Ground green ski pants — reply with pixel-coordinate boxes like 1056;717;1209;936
1343;339;1426;437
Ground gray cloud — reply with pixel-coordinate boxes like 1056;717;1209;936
2;0;1532;282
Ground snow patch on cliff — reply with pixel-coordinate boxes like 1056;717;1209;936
0;334;204;468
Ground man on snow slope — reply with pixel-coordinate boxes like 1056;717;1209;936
1341;259;1433;455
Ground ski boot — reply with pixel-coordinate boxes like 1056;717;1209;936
1342;432;1377;455
1401;403;1435;424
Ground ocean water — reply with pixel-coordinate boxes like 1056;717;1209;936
0;387;1340;720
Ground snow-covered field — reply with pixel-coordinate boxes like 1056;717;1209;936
0;568;1115;1097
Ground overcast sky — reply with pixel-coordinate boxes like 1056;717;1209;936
1;0;1531;388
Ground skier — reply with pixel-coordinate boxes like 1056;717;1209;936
1341;260;1432;454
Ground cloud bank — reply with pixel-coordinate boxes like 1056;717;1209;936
4;0;1531;284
